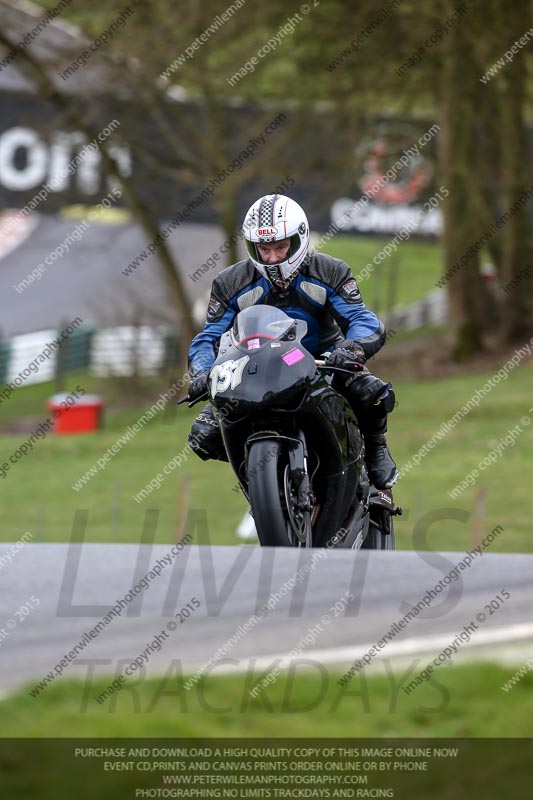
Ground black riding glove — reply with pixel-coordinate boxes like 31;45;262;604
188;370;209;401
326;339;366;372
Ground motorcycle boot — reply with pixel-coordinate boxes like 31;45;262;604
188;403;228;462
342;371;399;490
360;416;398;489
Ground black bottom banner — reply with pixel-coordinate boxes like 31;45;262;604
0;738;531;799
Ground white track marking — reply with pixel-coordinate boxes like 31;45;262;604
0;211;39;260
209;621;533;673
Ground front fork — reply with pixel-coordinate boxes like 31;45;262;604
246;430;316;514
287;431;314;514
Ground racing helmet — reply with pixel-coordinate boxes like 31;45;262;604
242;194;310;288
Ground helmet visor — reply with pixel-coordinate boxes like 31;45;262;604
245;232;302;266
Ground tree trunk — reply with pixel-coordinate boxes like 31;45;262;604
439;3;495;360
495;5;533;344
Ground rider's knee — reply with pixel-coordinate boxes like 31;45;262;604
345;372;396;415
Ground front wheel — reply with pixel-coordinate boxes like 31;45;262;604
247;439;311;547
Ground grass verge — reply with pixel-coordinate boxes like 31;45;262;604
3;661;533;737
0;355;531;549
318;235;442;313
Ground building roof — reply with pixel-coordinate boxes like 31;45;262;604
0;0;134;96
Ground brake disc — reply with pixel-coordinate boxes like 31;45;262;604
283;464;307;544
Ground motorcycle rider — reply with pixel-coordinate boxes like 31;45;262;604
187;194;398;489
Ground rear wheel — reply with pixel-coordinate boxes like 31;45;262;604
247;439;311;547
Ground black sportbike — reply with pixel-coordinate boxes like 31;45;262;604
187;305;401;548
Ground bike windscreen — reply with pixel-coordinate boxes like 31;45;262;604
231;306;295;348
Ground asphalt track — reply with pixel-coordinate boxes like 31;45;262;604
0;543;532;697
0;216;228;336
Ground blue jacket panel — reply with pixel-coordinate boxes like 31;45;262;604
189;251;386;374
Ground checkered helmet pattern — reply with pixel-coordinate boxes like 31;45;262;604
258;195;276;228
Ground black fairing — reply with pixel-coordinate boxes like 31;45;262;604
209;307;316;414
208;306;366;545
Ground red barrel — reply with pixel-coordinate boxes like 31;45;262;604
47;393;104;434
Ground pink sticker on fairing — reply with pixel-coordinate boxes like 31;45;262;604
247;338;261;350
282;348;305;366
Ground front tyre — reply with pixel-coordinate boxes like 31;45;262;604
247;439;310;547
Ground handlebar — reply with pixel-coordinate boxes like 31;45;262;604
315;359;363;375
177;393;208;408
179;360;362;407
